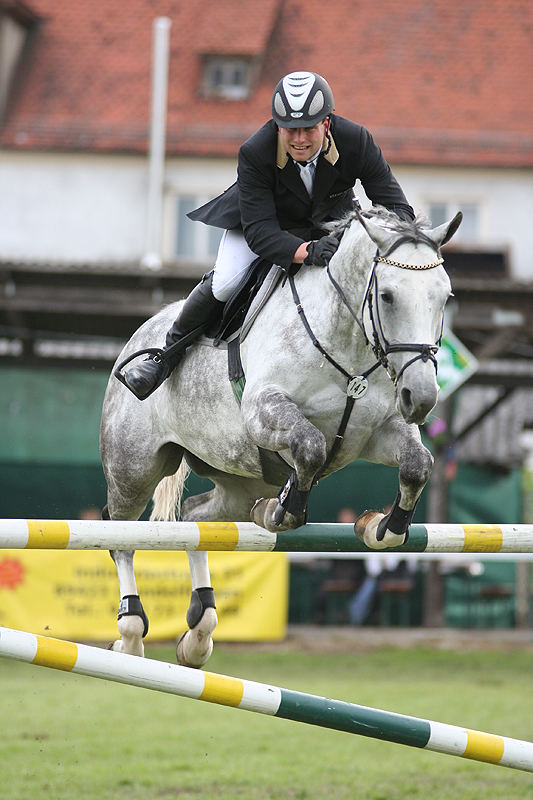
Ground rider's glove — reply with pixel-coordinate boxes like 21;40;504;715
303;234;339;267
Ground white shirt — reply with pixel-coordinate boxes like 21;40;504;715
294;145;322;196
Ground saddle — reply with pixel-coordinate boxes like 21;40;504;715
212;256;279;344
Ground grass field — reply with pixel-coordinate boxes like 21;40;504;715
2;639;533;799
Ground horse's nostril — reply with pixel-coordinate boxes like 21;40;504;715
400;383;438;424
400;387;413;412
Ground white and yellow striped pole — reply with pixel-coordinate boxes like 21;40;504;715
1;627;532;772
1;519;533;553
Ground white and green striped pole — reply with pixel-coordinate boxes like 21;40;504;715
1;627;532;772
1;519;532;553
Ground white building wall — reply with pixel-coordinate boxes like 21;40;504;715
392;166;533;281
162;157;239;260
0;151;148;262
1;149;532;280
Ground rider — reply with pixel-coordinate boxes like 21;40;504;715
124;70;414;400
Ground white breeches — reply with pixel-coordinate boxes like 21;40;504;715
211;229;258;301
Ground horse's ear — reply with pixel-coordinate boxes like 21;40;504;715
429;212;463;248
361;217;397;253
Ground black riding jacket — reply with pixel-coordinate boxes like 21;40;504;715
188;114;414;269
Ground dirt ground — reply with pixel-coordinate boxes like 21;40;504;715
221;624;533;653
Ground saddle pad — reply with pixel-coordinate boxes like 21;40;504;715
195;264;284;349
238;264;285;343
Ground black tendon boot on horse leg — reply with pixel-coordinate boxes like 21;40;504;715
123;272;224;400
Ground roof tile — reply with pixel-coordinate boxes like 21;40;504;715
194;0;282;54
1;0;532;166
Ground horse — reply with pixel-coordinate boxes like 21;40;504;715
100;206;462;665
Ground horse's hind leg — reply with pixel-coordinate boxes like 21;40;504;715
103;442;184;656
109;555;148;655
174;477;263;668
101;506;148;657
176;548;217;668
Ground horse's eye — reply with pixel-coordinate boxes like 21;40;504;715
380;291;393;305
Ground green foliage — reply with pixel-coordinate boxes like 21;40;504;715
2;645;533;799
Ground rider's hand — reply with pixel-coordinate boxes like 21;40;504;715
303;235;339;267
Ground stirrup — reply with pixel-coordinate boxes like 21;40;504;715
114;347;166;393
114;324;206;398
127;357;171;400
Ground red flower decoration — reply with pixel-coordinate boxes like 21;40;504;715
0;558;26;590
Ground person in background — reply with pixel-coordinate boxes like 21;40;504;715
314;508;366;623
79;507;100;520
348;554;399;625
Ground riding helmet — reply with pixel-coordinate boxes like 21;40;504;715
272;71;335;128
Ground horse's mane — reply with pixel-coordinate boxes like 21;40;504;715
328;206;434;248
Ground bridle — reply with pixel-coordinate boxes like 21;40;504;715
323;224;445;390
287;228;445;477
290;247;444;396
362;250;444;385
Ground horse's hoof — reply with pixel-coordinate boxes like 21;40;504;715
107;638;145;657
250;497;276;529
114;614;146;656
250;497;268;523
354;510;380;541
176;607;217;668
176;631;213;668
355;510;406;550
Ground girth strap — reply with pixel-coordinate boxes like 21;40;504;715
227;337;293;486
314;395;355;481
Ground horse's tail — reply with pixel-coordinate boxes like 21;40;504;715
150;461;191;522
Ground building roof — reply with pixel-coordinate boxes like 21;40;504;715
1;0;532;166
193;0;282;56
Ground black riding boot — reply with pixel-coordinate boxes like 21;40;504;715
124;272;224;400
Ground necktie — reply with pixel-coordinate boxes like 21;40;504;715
298;160;316;196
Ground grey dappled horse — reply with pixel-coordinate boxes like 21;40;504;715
100;207;461;665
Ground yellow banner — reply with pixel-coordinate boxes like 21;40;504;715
0;550;288;642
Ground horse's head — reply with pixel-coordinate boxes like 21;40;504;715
360;209;462;425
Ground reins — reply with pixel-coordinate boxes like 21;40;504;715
288;227;445;476
288;272;380;385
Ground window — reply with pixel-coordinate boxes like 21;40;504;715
202;57;252;100
428;202;448;228
174;195;223;262
427;201;479;245
426;200;506;277
442;249;506;276
458;204;479;242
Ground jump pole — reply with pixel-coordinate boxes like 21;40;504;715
1;519;533;553
1;627;532;773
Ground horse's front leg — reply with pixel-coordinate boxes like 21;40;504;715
356;425;433;550
242;386;327;531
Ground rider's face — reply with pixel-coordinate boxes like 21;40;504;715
278;118;329;162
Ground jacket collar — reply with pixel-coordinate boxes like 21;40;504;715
276;130;339;169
